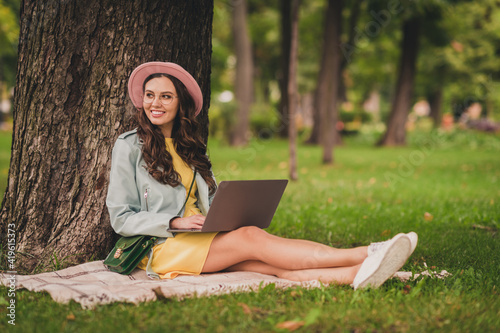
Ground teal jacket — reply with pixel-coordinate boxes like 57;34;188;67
106;129;215;239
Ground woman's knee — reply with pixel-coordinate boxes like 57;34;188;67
212;226;267;253
232;226;268;242
218;226;270;257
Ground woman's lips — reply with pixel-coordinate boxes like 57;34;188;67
150;110;165;117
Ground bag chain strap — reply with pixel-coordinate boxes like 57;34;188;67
176;170;197;216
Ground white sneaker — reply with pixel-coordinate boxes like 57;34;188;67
353;234;411;290
368;232;418;257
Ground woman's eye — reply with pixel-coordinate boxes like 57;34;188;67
163;94;173;100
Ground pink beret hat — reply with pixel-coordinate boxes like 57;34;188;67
127;61;203;116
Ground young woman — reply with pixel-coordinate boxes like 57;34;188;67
106;62;418;289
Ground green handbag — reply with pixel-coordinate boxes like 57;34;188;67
104;235;157;275
104;170;197;275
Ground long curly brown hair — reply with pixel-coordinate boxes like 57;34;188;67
135;73;216;194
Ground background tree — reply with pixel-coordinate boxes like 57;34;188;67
307;0;364;145
342;1;400;129
377;0;456;146
320;0;343;164
0;0;214;273
208;0;500;148
0;0;19;123
306;0;336;146
0;0;18;86
278;0;291;138
288;0;300;180
414;11;451;128
248;1;281;105
377;15;421;146
439;0;500;120
230;0;253;146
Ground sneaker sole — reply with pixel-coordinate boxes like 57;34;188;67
406;232;418;256
356;236;411;289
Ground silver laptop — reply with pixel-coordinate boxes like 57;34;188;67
168;179;288;233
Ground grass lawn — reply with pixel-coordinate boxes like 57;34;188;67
0;128;499;332
0;130;11;196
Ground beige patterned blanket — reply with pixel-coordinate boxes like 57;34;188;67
0;261;450;309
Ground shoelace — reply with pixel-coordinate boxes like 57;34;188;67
367;241;387;256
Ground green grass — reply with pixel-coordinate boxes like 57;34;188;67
1;128;499;332
0;130;11;196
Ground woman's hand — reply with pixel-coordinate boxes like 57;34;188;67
170;214;206;230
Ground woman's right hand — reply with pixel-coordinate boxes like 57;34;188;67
169;214;206;230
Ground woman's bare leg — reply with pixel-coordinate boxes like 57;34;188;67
225;260;289;277
202;226;367;273
224;260;360;285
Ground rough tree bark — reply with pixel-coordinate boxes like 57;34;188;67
0;0;213;273
230;0;253;146
377;17;420;146
288;0;300;181
321;0;343;164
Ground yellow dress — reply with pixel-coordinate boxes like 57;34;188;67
137;138;217;279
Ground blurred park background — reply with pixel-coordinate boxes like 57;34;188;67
0;2;499;330
1;0;499;145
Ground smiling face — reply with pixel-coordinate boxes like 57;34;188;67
142;76;179;138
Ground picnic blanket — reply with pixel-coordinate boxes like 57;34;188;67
0;261;450;309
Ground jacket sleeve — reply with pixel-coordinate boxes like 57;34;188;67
106;138;175;238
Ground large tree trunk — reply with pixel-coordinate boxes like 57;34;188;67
288;0;300;181
321;0;343;164
378;17;420;146
230;0;253;146
0;0;213;273
278;0;292;138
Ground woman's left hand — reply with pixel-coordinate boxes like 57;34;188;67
169;214;205;230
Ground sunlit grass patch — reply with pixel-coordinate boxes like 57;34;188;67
0;129;499;332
